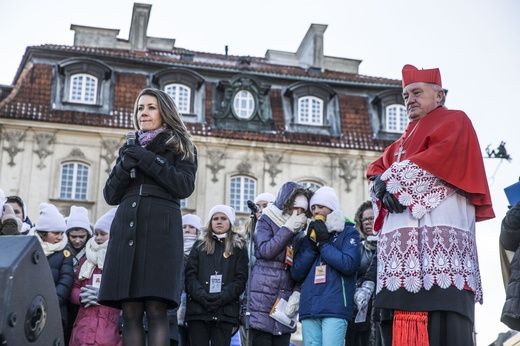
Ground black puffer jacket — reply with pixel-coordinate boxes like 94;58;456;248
185;231;248;326
501;202;520;330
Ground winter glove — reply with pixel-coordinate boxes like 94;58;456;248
80;285;100;308
306;224;318;252
206;294;222;312
121;145;149;161
354;281;375;310
371;175;387;200
284;210;308;233
120;154;139;173
314;220;330;248
285;291;300;318
1;204;15;222
504;202;520;230
382;192;406;213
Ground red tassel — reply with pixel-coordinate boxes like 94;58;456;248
392;310;429;346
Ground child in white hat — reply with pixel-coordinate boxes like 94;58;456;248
290;186;361;346
184;205;248;345
69;207;122;346
31;203;74;331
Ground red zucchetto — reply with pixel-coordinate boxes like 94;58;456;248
401;64;442;88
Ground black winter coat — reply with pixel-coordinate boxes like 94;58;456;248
501;202;520;330
47;245;74;322
185;232;248;327
99;130;197;309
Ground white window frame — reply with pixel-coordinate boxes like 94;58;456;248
297;96;323;125
230;176;257;213
69;73;98;104
385;104;408;132
59;162;89;200
165;83;191;113
233;90;255;119
300;181;322;192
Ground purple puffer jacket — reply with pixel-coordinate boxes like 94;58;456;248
249;181;309;335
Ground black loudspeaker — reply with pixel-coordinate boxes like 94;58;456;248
0;236;64;345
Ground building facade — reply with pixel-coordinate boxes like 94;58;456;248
0;3;405;228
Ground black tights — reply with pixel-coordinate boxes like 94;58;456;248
122;300;169;346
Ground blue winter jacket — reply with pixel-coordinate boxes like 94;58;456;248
291;218;360;322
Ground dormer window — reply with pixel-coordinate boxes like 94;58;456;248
297;96;323;125
233;90;255;119
153;68;205;122
70;74;98;104
53;58;112;113
385;104;408;132
165;83;191;113
284;82;339;136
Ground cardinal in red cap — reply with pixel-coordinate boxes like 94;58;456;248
363;64;494;346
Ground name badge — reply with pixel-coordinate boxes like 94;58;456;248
92;274;102;288
210;274;222;293
314;265;327;284
285;246;294;266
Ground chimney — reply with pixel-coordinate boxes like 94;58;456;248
128;3;152;51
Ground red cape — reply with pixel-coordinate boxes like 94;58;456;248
367;107;495;222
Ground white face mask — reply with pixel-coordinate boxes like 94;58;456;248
183;234;197;255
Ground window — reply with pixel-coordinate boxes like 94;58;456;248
69;74;98;104
300;181;322;192
233;90;255;119
230;176;257;213
386;104;408;132
165;83;191;113
180;199;187;209
297;96;323;125
59;162;89;200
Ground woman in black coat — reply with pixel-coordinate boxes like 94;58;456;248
185;205;248;346
98;88;198;346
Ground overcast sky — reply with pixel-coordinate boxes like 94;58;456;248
1;0;520;343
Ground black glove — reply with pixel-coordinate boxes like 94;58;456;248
198;294;210;309
120;154;138;173
382;192;406;213
207;298;222;312
306;223;318;252
122;145;148;161
206;294;222;312
504;202;520;230
372;175;386;200
314;220;330;248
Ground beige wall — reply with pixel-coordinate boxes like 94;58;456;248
1;120;381;227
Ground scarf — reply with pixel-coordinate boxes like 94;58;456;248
33;233;67;256
72;247;86;272
79;237;108;280
262;204;291;228
184;234;196;255
138;126;166;147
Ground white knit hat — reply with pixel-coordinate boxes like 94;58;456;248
36;203;66;232
66;206;92;235
293;195;309;211
208;205;236;226
254;192;276;204
94;208;117;234
183;214;202;230
310;186;340;211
